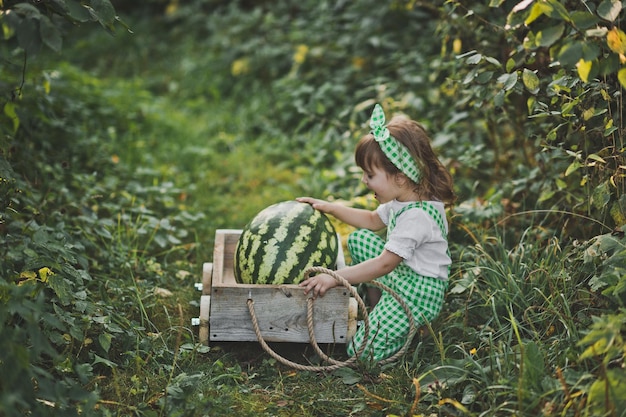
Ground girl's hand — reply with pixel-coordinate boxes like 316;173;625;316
299;273;337;298
296;197;334;214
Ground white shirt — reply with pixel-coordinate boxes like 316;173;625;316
376;200;450;280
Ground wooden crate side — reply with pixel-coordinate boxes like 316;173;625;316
201;263;213;295
212;229;241;285
199;295;211;345
209;285;351;343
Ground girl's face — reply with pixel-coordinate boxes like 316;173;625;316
361;166;405;203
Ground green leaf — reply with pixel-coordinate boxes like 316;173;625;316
522;68;540;94
461;384;477;405
16;17;42;55
522;342;545;394
466;53;482;65
476;71;493;84
88;0;117;28
565;160;583;176
66;0;91;22
545;0;571;22
484;56;501;67
333;367;362;385
589;369;626;411
591;181;611;209
12;3;42;18
93;354;117;368
555;178;567;189
98;332;112;353
610;196;626;224
48;274;73;306
39;16;63;52
506;57;516;72
597;53;619;76
494;89;505;107
506;3;530;29
538;189;555;202
3;102;20;133
498;72;518;90
49;0;70;14
572;11;601;29
578;313;625;358
558;41;584;67
597;0;622;22
588;153;607;163
538;24;564;47
581;42;601;61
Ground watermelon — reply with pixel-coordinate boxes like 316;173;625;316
234;200;338;285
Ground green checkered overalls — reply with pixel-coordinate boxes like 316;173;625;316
346;202;449;362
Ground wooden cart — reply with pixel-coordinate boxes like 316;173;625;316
198;229;357;345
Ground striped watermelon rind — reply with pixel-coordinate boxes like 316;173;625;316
234;201;338;285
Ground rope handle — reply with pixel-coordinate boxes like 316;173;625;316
246;267;417;371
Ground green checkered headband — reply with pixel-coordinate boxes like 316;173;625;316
369;104;421;184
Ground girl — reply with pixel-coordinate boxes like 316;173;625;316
298;104;455;362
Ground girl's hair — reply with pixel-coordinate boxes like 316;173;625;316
355;115;456;205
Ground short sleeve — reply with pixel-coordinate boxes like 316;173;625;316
383;209;433;260
376;203;392;226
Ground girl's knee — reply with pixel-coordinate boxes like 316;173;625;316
347;229;373;247
347;229;384;263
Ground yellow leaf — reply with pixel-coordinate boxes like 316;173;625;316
607;27;626;55
17;270;37;286
601;88;611;100
293;44;309;65
165;0;179;15
618;68;626;89
576;59;592;82
3;102;19;133
20;271;37;280
38;267;54;282
230;58;250;76
582;107;595;120
453;38;462;54
525;2;547;25
351;56;365;70
438;398;471;413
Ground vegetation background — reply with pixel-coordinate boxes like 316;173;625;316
1;0;625;416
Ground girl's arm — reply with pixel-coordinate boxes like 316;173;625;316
300;249;402;297
296;197;385;230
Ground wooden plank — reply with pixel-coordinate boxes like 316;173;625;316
199;295;211;345
209;285;351;343
201;262;213;295
347;297;357;340
212;229;241;285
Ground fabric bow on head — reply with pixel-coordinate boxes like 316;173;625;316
369;104;421;184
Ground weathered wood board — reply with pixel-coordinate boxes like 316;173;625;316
199;229;355;345
209;284;351;343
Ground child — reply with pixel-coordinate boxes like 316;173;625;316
298;104;455;362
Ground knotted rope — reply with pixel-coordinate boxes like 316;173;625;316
246;267;417;371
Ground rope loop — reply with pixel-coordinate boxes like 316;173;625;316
246;267;417;371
